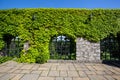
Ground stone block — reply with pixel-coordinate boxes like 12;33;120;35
76;38;101;62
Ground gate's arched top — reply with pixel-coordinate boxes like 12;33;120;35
49;35;76;60
52;35;70;42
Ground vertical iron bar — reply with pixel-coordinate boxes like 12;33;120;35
100;40;103;60
119;41;120;60
55;37;57;59
70;39;72;59
18;37;20;57
64;37;67;59
60;35;62;59
56;36;58;59
109;36;111;60
114;38;116;60
105;40;106;60
14;38;15;56
64;36;68;59
5;43;7;56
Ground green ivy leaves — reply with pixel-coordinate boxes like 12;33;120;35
0;8;120;63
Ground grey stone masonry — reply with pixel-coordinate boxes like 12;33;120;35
76;38;101;62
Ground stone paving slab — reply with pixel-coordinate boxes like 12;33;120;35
0;61;120;80
20;74;39;80
73;77;89;80
31;70;42;74
68;71;79;77
104;75;115;80
38;77;55;80
20;64;34;70
55;77;63;80
0;73;16;80
48;70;59;77
11;74;24;80
78;71;87;77
31;64;40;70
40;71;49;77
64;77;72;80
88;75;107;80
60;70;67;77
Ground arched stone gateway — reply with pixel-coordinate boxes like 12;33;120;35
49;35;76;60
0;34;22;57
49;36;101;62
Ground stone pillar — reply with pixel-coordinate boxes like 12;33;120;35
76;38;101;62
23;41;29;54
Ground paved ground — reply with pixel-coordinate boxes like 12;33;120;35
0;61;120;80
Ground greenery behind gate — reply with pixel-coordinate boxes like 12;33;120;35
0;8;120;63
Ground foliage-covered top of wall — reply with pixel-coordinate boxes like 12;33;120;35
0;8;120;42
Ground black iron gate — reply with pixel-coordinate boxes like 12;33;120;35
2;37;22;57
49;35;76;60
101;35;120;61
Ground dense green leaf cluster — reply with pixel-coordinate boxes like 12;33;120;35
0;56;12;64
0;8;120;63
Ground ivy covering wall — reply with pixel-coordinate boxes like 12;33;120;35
0;8;120;63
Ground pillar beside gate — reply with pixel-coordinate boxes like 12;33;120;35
76;38;101;62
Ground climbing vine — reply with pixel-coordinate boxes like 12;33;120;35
0;8;120;63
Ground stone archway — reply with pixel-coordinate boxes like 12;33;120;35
2;34;22;57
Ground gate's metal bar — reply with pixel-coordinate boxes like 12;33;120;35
50;35;76;60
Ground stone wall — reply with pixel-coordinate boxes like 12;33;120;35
76;38;101;62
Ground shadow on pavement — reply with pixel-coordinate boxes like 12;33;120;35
102;60;120;68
